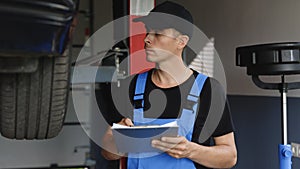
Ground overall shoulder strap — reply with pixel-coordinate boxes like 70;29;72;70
185;73;208;109
178;73;208;140
133;71;148;108
190;73;208;97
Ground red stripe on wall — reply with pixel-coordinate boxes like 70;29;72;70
129;16;155;75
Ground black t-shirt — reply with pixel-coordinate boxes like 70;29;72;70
99;68;234;169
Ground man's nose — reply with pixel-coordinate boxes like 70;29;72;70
144;33;152;45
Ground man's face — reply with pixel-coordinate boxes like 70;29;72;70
144;28;181;63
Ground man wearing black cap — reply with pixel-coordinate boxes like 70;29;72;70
102;1;237;169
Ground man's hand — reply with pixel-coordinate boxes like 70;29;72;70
118;117;134;127
151;136;194;159
101;117;133;160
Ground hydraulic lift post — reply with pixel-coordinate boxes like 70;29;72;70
236;42;300;169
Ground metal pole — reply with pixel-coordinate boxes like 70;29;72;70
279;75;292;169
281;75;288;145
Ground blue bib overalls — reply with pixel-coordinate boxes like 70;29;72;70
127;71;207;169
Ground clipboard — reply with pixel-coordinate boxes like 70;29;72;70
112;122;179;153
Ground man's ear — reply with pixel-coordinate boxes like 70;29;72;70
177;35;189;49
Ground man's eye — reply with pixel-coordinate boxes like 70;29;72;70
154;31;163;36
146;32;158;36
145;30;162;37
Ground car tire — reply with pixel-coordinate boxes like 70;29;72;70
0;55;70;139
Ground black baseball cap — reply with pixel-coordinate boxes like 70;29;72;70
133;1;194;38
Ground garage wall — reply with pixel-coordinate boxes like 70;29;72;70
0;128;89;168
229;95;300;169
187;0;300;97
228;95;300;169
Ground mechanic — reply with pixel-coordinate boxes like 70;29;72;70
101;1;237;169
